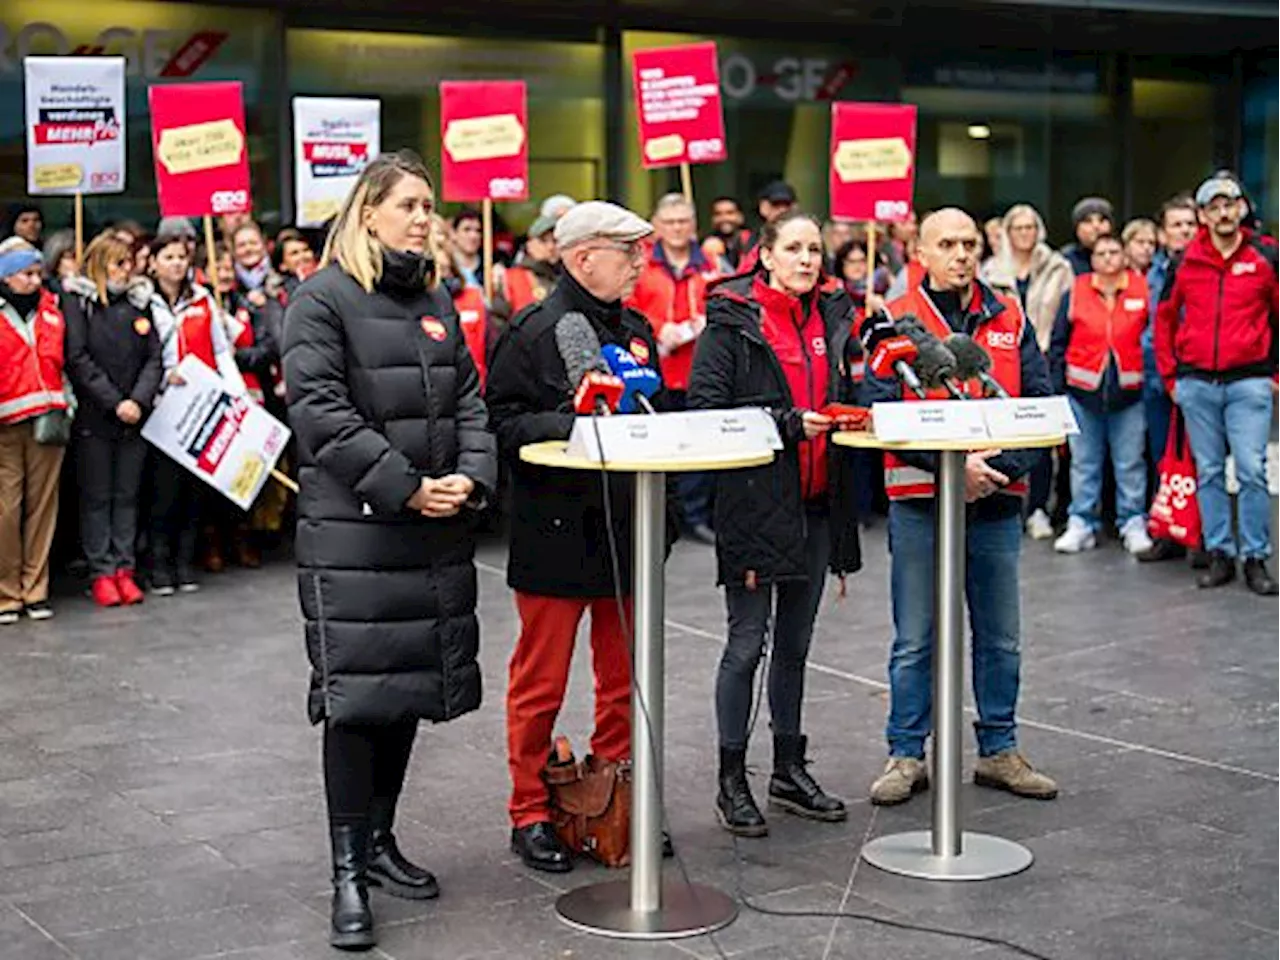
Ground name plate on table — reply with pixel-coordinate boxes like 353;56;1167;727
974;397;1079;440
872;401;989;443
565;409;782;464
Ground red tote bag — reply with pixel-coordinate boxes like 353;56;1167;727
1147;407;1202;547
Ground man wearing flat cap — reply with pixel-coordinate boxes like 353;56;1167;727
487;201;667;872
1156;173;1279;596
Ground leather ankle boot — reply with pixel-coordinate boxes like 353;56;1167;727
769;734;847;822
1244;558;1279;596
367;797;439;900
715;747;767;837
329;822;375;951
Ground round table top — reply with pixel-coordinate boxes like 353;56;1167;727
831;431;1065;452
519;440;775;474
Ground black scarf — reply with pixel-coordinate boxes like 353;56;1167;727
379;248;433;296
1;283;40;319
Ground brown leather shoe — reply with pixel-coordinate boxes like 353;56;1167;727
974;750;1058;799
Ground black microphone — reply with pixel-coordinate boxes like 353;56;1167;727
894;316;965;399
859;308;926;399
945;333;1010;398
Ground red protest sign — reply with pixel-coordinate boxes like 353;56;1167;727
148;81;251;217
632;42;727;169
829;102;917;222
439;81;528;203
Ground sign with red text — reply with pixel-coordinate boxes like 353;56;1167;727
829;102;917;222
439;81;528;202
142;356;290;511
148;81;251;217
24;57;126;195
632;42;727;169
293;97;380;227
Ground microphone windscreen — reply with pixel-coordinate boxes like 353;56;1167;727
945;333;992;379
912;340;958;388
554;312;607;388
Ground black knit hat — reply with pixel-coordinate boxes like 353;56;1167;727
1071;197;1113;227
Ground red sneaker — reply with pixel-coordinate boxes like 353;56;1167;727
91;575;122;608
114;569;145;606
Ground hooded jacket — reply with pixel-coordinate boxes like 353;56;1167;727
688;273;862;588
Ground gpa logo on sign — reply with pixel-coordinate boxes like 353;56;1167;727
874;199;910;220
488;177;526;200
211;189;249;214
420;316;447;341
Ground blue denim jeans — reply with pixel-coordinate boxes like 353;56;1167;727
1176;377;1274;560
1066;397;1148;530
886;504;1022;759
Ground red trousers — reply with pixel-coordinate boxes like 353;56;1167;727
507;592;632;828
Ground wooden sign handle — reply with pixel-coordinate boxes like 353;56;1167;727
203;215;222;311
481;198;494;302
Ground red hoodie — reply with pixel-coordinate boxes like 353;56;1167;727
752;274;831;500
1155;226;1279;390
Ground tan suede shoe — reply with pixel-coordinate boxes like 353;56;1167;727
869;757;929;805
973;750;1059;799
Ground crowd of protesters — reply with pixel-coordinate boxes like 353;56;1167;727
0;167;1275;624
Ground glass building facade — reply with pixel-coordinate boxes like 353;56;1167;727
0;0;1274;244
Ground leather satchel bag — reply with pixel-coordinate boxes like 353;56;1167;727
544;738;632;868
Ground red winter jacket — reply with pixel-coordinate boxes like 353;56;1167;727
1155;226;1279;391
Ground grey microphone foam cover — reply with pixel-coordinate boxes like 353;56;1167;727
945;333;992;379
554;311;607;387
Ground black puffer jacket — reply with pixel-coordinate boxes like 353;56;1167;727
283;261;497;727
688;274;862;587
61;276;163;440
486;272;664;598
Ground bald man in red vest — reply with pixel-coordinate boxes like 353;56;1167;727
864;208;1060;807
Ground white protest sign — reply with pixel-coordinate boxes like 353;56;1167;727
142;356;291;511
24;57;126;195
293;97;381;228
871;401;989;444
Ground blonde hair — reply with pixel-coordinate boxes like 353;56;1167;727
321;150;436;293
83;232;133;303
1121;217;1157;245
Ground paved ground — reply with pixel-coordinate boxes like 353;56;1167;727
0;520;1275;960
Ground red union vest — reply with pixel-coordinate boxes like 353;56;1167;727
454;286;489;389
230;307;265;403
503;266;549;315
1064;270;1148;393
0;288;67;426
882;283;1028;501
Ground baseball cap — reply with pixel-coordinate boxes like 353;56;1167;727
527;214;558;240
553;201;653;250
1194;175;1243;207
757;180;797;205
540;194;577;219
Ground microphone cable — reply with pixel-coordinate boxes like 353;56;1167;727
587;409;1056;960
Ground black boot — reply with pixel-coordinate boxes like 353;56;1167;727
768;734;847;822
329;822;375;951
715;747;767;837
368;797;439;901
1196;552;1237;589
1243;558;1279;596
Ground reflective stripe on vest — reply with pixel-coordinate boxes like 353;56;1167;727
1063;270;1148;394
882;284;1028;501
0;389;65;424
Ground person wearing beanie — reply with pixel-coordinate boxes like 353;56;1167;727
0;237;72;624
1061;197;1115;276
4;203;44;246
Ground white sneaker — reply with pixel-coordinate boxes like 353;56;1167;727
0;610;19;626
1121;519;1154;555
1025;509;1054;540
1054;518;1097;554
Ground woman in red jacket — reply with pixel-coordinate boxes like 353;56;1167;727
0;238;72;623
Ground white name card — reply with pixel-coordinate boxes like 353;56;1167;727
565;408;782;464
975;397;1079;441
871;398;1078;445
871;401;989;443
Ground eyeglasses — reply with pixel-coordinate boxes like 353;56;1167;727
585;240;645;261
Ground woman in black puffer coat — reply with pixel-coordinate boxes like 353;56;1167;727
688;210;862;840
283;151;496;952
